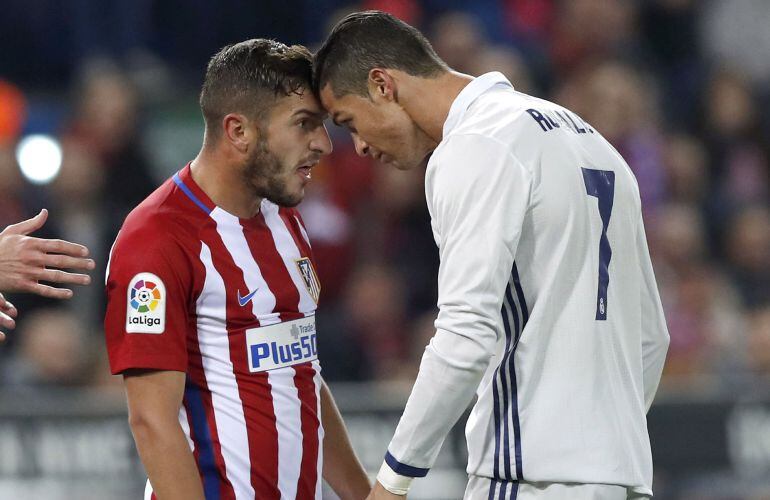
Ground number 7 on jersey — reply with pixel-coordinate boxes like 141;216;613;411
582;168;615;321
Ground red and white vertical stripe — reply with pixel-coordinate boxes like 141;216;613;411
164;201;323;500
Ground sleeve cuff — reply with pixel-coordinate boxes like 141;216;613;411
376;452;430;495
383;451;430;477
376;461;413;495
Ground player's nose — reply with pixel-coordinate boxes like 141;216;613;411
352;134;369;157
311;124;333;156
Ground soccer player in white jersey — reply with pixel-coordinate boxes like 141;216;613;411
104;39;370;500
314;11;670;500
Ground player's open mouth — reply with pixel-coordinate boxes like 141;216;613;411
297;157;320;182
297;165;313;181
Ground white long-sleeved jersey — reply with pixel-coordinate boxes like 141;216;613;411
378;73;670;496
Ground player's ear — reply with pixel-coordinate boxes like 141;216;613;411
222;113;252;153
368;68;397;103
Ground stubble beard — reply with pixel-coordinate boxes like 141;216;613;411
244;137;302;208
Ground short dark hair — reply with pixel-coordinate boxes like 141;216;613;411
313;10;447;98
200;39;312;140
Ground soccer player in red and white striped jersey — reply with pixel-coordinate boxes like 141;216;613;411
104;39;369;500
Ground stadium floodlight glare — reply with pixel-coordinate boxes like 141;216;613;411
16;134;63;185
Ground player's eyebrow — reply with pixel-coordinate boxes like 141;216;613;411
292;108;327;120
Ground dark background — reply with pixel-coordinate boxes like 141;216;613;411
0;1;768;498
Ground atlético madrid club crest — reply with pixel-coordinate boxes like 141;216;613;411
295;257;321;303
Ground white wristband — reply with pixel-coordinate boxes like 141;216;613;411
376;461;414;495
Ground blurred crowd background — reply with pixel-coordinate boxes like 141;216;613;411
1;0;768;396
0;0;769;497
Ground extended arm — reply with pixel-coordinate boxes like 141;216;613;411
376;136;532;495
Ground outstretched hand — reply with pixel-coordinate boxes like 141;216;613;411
0;209;95;299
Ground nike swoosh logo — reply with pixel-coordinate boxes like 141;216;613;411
237;289;258;307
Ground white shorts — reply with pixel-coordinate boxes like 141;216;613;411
464;475;651;500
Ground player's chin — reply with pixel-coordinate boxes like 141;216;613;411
289;184;307;205
385;151;426;171
273;189;305;208
390;157;419;171
287;192;304;207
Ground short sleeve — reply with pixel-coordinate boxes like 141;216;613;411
104;222;196;375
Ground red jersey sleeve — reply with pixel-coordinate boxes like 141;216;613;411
104;219;197;375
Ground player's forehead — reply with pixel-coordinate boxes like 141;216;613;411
270;88;327;119
319;85;366;124
318;84;350;112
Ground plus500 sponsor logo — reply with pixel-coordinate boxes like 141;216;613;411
250;333;317;371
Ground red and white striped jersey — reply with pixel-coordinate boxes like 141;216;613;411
105;163;324;500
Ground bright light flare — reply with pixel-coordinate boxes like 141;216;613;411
16;134;63;185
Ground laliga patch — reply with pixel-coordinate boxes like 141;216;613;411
126;272;166;334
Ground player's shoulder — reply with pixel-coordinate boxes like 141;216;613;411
447;88;602;160
434;91;541;167
433;89;530;158
452;87;539;136
121;177;179;235
117;174;204;252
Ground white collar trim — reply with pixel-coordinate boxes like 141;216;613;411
442;72;513;138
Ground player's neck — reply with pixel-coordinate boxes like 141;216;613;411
190;151;262;219
402;71;473;144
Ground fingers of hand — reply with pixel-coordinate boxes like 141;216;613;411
32;268;91;286
26;283;74;300
37;238;90;258
44;253;96;271
0;310;16;330
2;209;48;236
0;297;17;318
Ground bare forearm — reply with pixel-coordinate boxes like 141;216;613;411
123;370;200;499
131;419;204;500
321;381;370;500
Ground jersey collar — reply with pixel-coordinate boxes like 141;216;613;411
174;162;216;215
442;72;513;139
